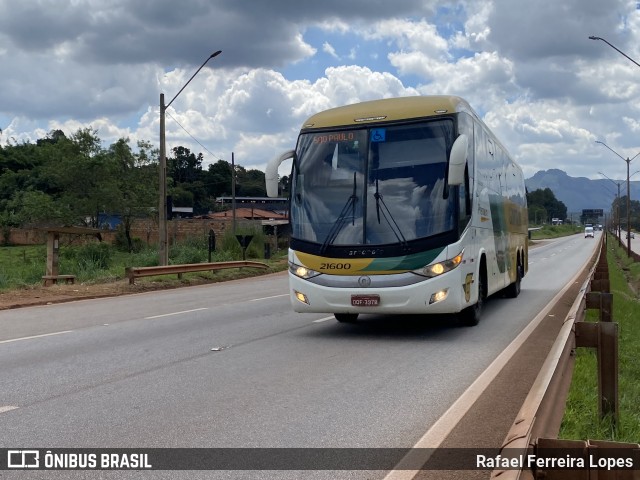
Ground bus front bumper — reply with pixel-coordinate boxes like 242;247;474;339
288;271;470;316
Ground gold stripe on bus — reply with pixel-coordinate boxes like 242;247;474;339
296;252;373;274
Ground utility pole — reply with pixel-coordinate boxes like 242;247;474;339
596;141;639;258
231;152;237;235
158;50;222;265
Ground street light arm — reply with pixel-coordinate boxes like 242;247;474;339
589;36;640;69
598;171;623;187
595;140;626;161
166;50;222;108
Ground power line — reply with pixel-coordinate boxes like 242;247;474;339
165;111;225;163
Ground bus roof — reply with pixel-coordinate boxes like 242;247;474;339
300;95;476;130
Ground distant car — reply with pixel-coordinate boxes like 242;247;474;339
585;227;594;238
626;232;635;239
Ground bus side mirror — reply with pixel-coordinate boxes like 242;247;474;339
266;150;295;197
448;134;468;186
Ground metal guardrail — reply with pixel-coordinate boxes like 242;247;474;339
125;261;269;285
490;235;639;479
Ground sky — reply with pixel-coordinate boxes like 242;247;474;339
1;0;640;185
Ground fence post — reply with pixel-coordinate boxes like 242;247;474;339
585;292;613;322
575;321;619;423
598;321;619;423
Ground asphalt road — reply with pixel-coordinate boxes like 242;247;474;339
0;233;600;479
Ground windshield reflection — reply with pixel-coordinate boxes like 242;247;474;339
291;120;455;248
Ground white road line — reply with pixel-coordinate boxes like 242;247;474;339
312;316;335;323
249;294;289;302
0;406;18;414
145;308;208;319
383;260;588;479
0;330;73;345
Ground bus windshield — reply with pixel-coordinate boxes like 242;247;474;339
291;119;456;248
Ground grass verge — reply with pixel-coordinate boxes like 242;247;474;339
559;234;640;442
0;231;288;292
529;224;582;240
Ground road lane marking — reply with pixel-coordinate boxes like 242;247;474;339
249;294;289;302
145;308;208;319
0;330;73;344
312;316;335;323
0;406;18;414
383;255;589;479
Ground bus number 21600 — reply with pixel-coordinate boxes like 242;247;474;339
320;263;351;270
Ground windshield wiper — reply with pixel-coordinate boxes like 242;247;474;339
374;178;408;248
320;172;358;254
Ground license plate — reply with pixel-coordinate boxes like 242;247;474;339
351;294;380;307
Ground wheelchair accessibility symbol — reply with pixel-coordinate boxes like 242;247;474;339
371;129;386;142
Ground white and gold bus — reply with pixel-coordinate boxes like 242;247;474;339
266;96;527;325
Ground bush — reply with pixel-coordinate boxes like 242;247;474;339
113;227;145;253
127;248;160;267
220;226;267;260
167;236;202;264
62;242;113;271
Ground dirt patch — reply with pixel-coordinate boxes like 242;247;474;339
0;264;287;310
0;280;183;310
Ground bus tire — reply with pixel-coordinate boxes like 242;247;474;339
335;313;359;323
504;261;522;299
460;263;486;327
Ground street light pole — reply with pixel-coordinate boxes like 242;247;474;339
598;171;622;239
595;141;640;257
158;50;222;265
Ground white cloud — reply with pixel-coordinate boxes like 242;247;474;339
361;18;449;58
322;42;339;59
1;0;640;183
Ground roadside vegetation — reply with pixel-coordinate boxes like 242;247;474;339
0;227;287;292
529;223;582;240
559;234;640;442
0;129;270;238
527;187;567;225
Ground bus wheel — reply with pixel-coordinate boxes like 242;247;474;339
504;262;522;298
460;268;485;327
335;313;359;323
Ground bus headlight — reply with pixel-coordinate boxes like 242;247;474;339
416;250;464;278
289;261;321;279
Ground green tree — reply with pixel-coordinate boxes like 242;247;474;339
167;146;216;214
39;127;117;226
236;166;266;197
168;146;203;184
107;138;158;251
527;188;567;223
614;196;640;231
204;160;233;199
0;129;159;239
7;190;72;226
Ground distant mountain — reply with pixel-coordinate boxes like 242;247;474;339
525;169;640;215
